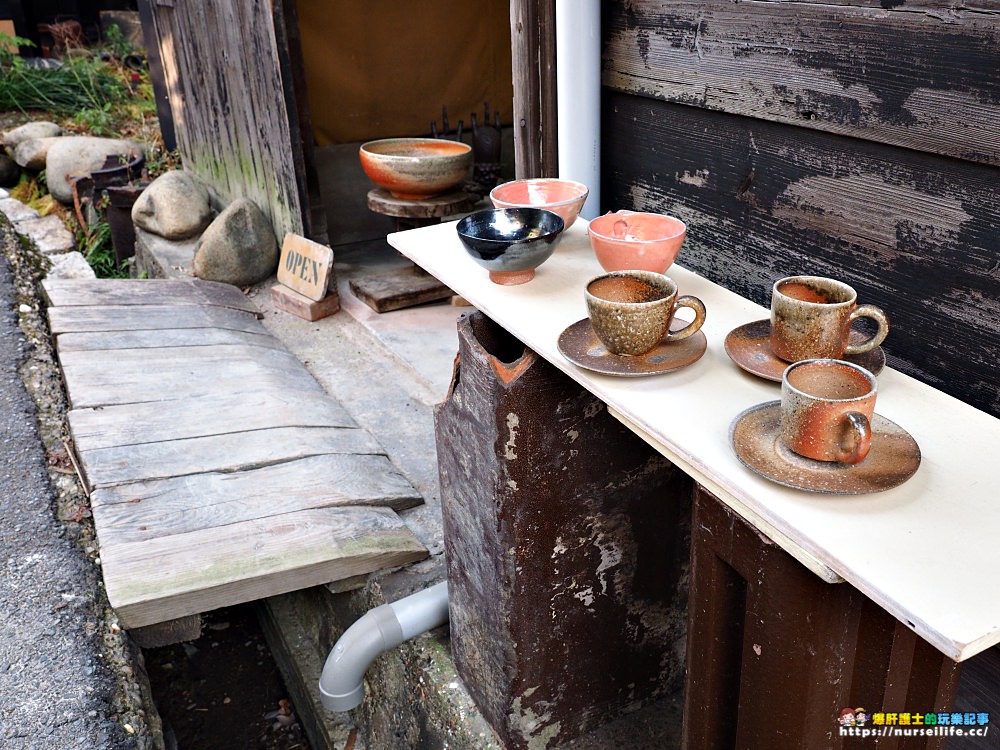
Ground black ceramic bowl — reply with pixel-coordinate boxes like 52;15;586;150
455;207;565;285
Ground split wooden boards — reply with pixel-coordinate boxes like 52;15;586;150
42;278;427;629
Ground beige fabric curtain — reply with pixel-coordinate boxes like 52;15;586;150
297;0;514;145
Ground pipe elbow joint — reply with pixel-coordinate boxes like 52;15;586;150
318;581;449;713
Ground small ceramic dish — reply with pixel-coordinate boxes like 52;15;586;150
456;207;565;285
729;401;920;494
489;178;589;229
557;317;707;376
725;319;886;382
587;210;687;273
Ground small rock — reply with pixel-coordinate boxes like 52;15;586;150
193;198;278;287
18;304;31;313
13;137;64;170
15;215;76;256
1;121;62;148
0;153;19;187
131;170;214;240
0;197;40;223
47;252;97;280
44;136;142;204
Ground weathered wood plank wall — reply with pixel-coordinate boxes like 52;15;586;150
146;0;304;240
601;0;1000;417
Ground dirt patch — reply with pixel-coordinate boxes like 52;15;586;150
143;604;313;750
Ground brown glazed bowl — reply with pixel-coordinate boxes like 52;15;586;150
359;138;473;199
588;209;687;273
489;178;589;229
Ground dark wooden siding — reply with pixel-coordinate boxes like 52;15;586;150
601;0;1000;417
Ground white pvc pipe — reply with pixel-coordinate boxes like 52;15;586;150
318;581;449;712
556;0;601;220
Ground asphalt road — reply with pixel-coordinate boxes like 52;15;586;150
0;230;135;749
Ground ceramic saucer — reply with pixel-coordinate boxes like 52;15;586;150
729;401;921;494
724;320;885;382
557;318;707;377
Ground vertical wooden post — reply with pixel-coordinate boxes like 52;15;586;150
684;486;962;749
271;0;328;246
509;0;558;179
435;311;691;749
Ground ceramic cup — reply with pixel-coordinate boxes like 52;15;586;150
780;359;877;464
585;270;706;356
770;275;889;363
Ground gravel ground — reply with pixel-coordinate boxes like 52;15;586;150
0;218;156;749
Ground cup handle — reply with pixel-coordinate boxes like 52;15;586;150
665;295;706;342
844;304;889;354
838;411;872;464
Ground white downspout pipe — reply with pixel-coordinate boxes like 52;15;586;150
318;581;450;712
556;0;601;220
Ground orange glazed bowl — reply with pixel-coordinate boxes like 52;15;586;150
359;138;472;199
489;178;589;229
587;210;687;273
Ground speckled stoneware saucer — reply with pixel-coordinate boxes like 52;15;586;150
729;401;921;494
725;319;886;382
558;318;707;376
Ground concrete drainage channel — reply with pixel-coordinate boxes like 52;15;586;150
141;604;315;750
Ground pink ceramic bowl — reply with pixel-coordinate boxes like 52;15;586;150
587;210;687;273
489;178;589;229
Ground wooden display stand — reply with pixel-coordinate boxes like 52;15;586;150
434;311;693;749
349;189;477;313
271;233;340;321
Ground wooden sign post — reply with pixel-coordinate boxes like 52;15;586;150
270;233;340;321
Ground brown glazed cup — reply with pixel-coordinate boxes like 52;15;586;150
770;275;889;363
585;270;706;356
780;359;877;464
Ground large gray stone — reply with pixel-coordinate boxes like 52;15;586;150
1;121;62;148
0;153;18;187
13;137;63;170
44;136;141;204
193;198;278;287
131;170;214;240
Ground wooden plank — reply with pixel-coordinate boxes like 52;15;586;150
55;327;286;353
75;425;381;488
57;346;325;408
57;343;309;377
270;282;341;321
148;0;304;240
99;506;428;628
48;304;266;335
89;454;422;543
348;266;454;313
604;0;1000;167
602;93;1000;418
42;278;260;313
67;390;356;449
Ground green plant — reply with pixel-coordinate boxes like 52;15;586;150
79;219;128;279
100;24;135;62
0;31;126;115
